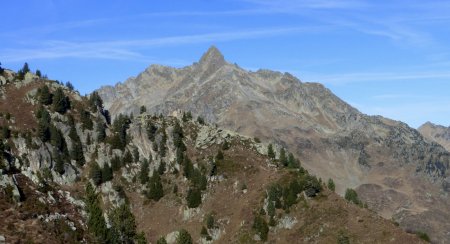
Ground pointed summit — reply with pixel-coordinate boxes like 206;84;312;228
199;46;226;68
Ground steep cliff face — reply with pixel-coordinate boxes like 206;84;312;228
97;46;450;242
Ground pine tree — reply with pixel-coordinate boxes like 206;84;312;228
327;178;336;192
176;229;193;244
216;150;224;161
85;183;108;241
90;162;103;186
183;156;194;179
39;85;53;105
268;144;275;159
102;163;113;182
65;81;74;91
69;125;85;166
135;232;147;244
38;120;50;142
111;155;122;171
80;110;93;130
132;147;139;162
109;204;137;243
157;236;168;244
139;160;150;184
52;87;70;114
186;187;202;208
172;120;185;150
158;161;166;175
96;122;106;142
280;148;288;166
53;149;65;175
140;105;147;114
147;172;164;201
35;69;42;77
252;215;269;241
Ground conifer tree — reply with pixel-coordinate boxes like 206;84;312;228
69;125;85;166
280;148;288;166
85;183;108;241
52;87;70;114
186;187;202;208
328;178;336;192
176;229;193;244
39;85;53;105
140;105;147;114
268;144;275;159
139;159;150;184
53;148;65;175
109;204;137;243
96;122;106;142
90;162;103;186
147;172;164;201
102;163;113;182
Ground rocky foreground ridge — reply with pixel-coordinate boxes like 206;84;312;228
97;46;450;243
0;66;425;243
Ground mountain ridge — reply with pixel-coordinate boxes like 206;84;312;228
97;46;450;243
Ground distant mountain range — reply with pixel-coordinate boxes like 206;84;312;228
97;46;450;242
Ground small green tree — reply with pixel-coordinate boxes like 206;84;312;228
186;187;202;208
90;162;103;186
139;160;150;184
53;149;65;175
327;178;335;192
96;122;106;142
52;87;70;114
140;105;147;114
80;110;93;130
85;183;108;241
268;144;275;159
39;85;53;105
147;172;164;201
345;188;360;205
109;204;137;243
65;81;74;91
176;229;193;244
206;213;215;229
157;236;168;244
102;163;113;182
36;69;42;77
197;116;205;125
216;150;224;161
279;148;288;166
252;215;269;241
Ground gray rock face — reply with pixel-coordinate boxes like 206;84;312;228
419;122;450;152
97;46;450;242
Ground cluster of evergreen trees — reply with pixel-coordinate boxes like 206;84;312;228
84;183;145;243
267;144;300;168
109;114;131;150
252;168;323;241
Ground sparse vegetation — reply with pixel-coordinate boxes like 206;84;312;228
345;188;361;205
328;178;336;192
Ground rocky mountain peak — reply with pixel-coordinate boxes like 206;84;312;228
198;45;226;68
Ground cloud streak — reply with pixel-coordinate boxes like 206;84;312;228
0;26;327;62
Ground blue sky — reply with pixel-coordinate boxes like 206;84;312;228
1;0;450;128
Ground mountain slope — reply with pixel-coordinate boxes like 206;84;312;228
0;67;425;243
97;46;450;243
419;122;450;152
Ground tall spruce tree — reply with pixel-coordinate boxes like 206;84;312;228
52;87;70;114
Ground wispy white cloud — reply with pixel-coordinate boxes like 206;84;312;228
0;26;327;62
304;70;450;85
